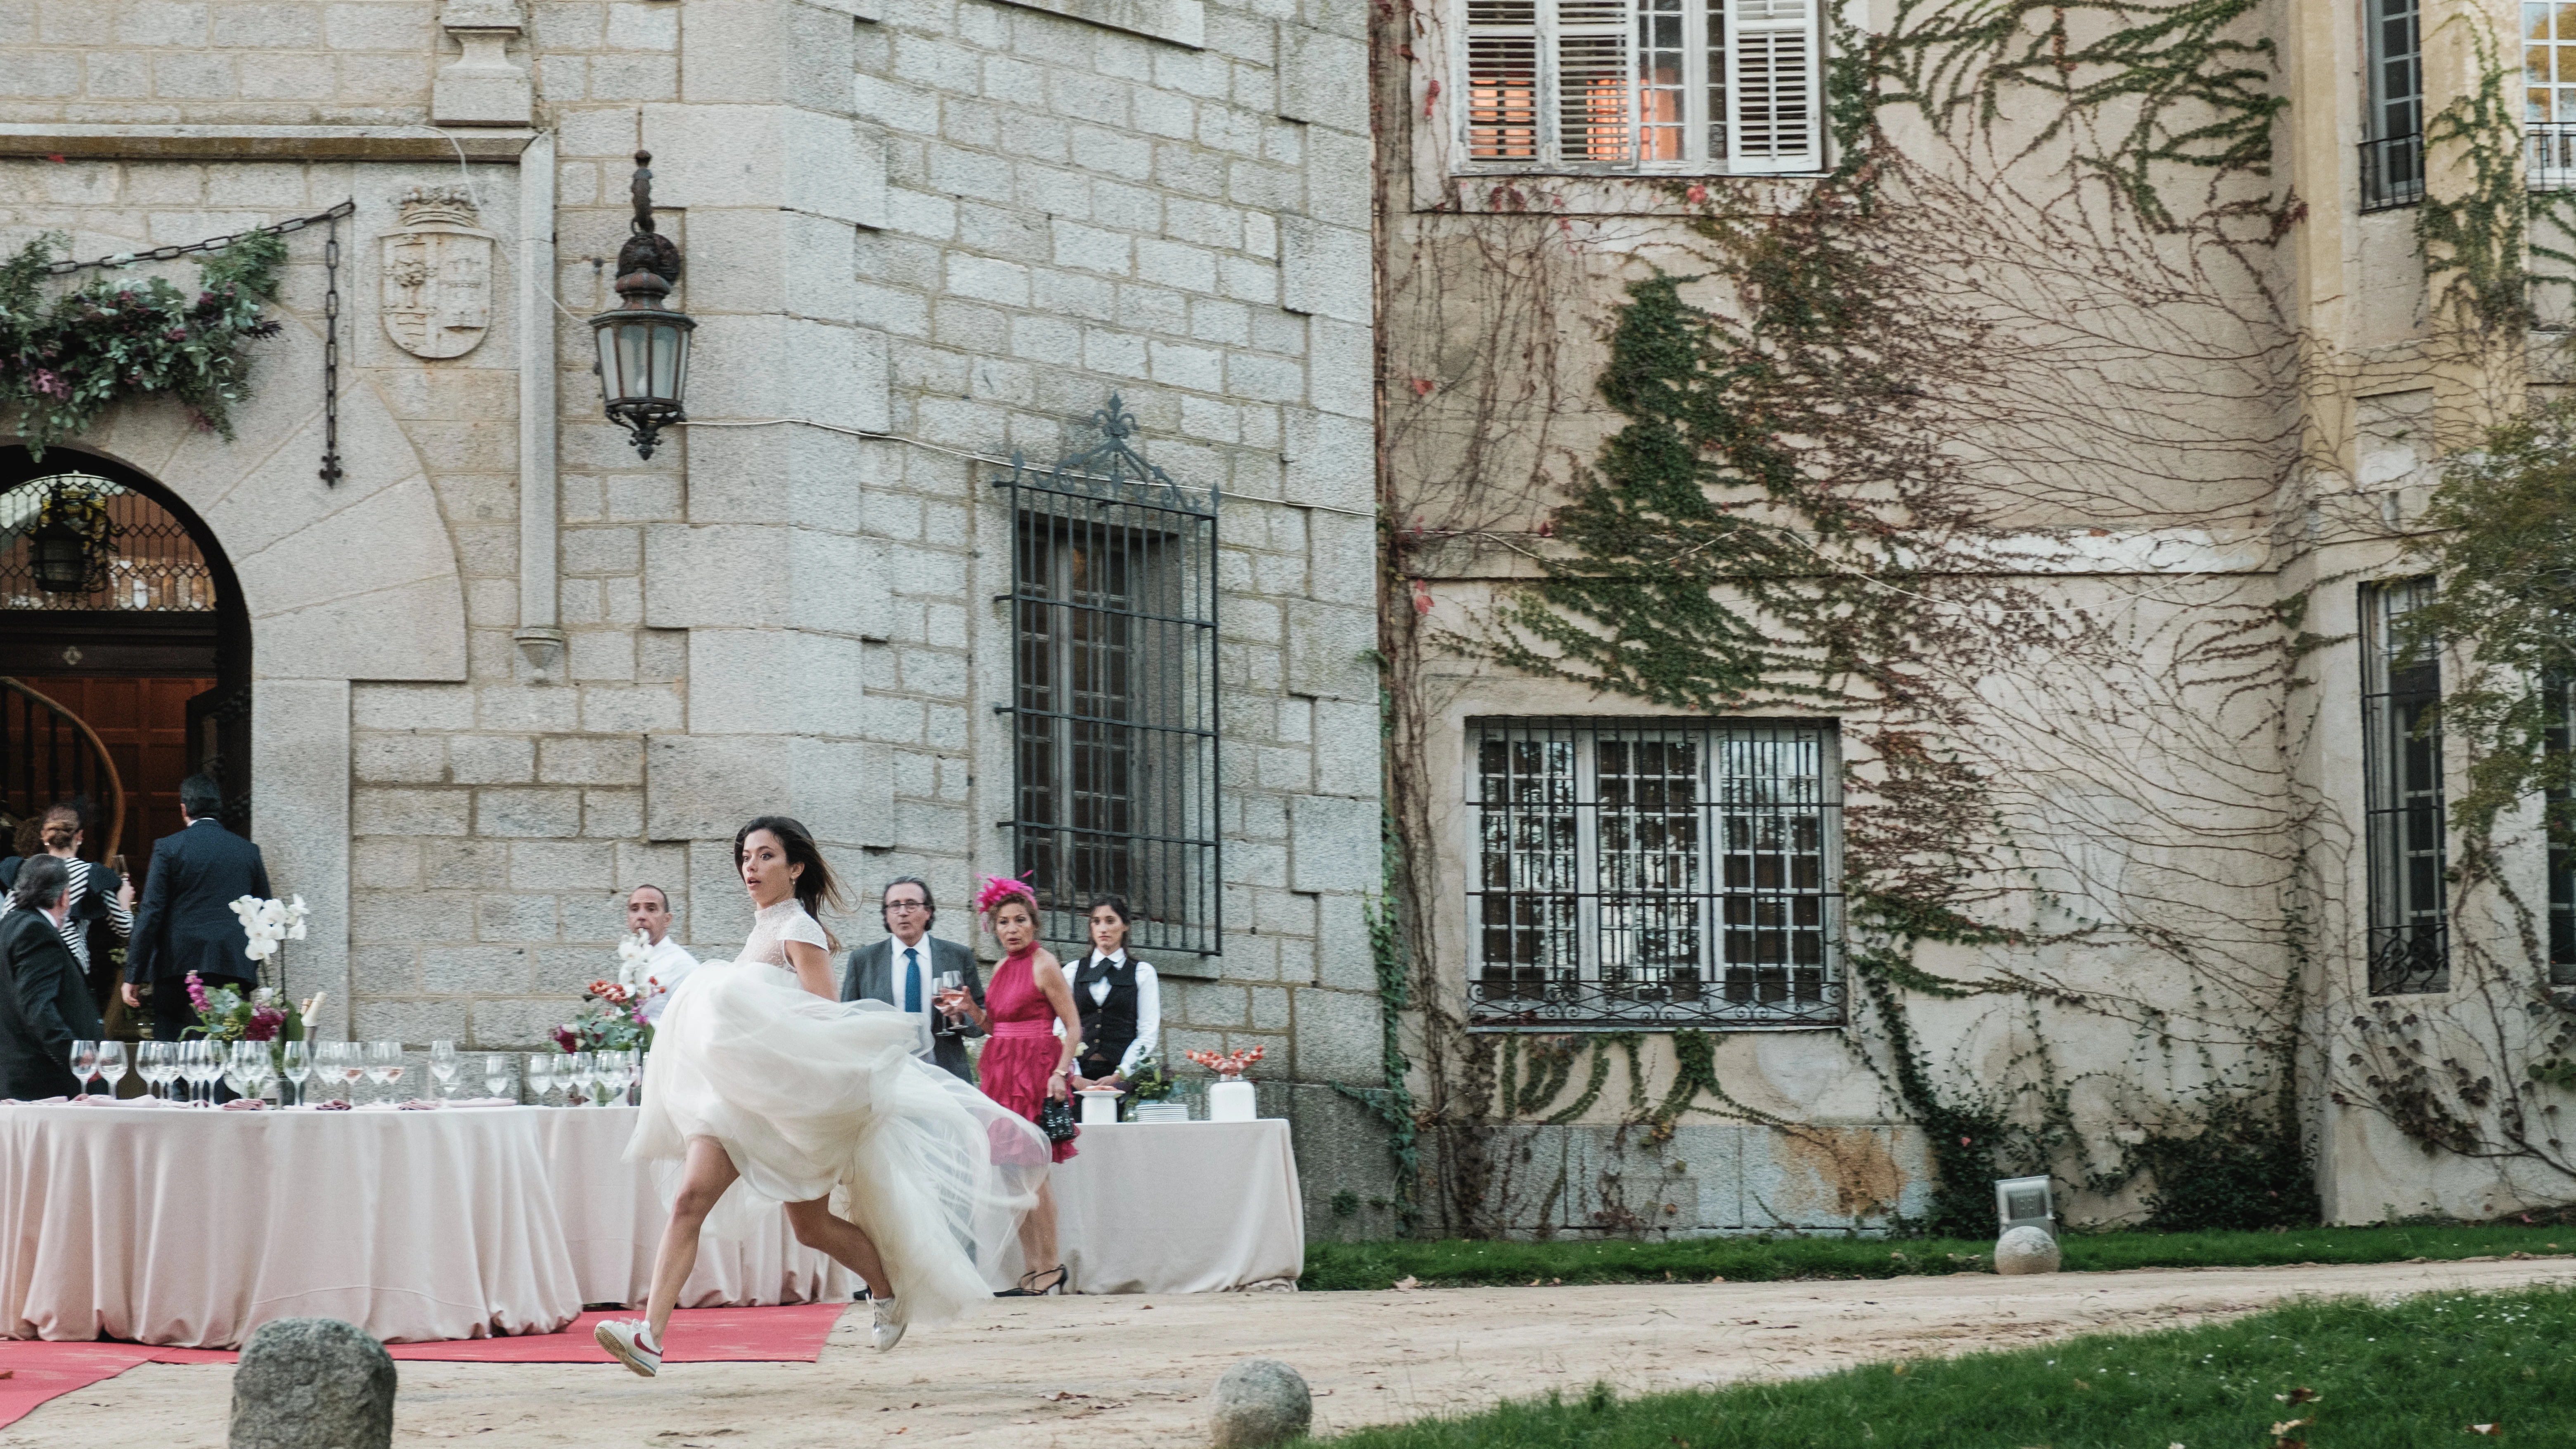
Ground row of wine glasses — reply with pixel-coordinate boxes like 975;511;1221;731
64;1040;645;1108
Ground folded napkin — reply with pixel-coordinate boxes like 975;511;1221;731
395;1098;440;1110
220;1098;268;1111
0;1096;70;1106
448;1097;517;1108
315;1099;353;1111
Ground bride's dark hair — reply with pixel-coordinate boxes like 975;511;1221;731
734;815;848;937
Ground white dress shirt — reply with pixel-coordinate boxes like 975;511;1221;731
890;935;943;1059
1056;948;1161;1076
634;936;699;1023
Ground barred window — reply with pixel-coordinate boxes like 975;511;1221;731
1461;0;1824;175
1468;717;1842;1028
999;401;1220;959
2363;579;2447;994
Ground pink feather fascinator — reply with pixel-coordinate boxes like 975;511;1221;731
974;874;1038;916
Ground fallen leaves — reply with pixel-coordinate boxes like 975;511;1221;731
2469;1425;2503;1438
2276;1388;2320;1405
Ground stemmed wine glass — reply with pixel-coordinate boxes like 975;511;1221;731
177;1040;208;1106
193;1040;224;1107
229;1040;273;1103
280;1040;310;1106
484;1053;513;1101
367;1042;405;1103
601;1049;635;1106
525;1052;556;1106
334;1042;367;1104
564;1051;594;1106
70;1039;98;1096
135;1041;165;1101
429;1040;459;1099
96;1041;127;1099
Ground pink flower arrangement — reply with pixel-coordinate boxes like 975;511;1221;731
554;978;652;1055
184;971;295;1044
1185;1046;1266;1079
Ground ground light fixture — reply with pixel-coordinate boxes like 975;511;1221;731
590;149;693;460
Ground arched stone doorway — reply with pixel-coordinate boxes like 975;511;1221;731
0;445;251;876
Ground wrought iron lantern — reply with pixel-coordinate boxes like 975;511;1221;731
24;474;121;594
590;150;693;460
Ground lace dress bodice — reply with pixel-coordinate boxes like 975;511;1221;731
742;900;830;971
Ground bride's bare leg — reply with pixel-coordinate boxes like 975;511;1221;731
783;1198;890;1293
1016;1173;1060;1274
645;1137;739;1344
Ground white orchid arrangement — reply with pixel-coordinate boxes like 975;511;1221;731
229;893;309;984
615;928;651;990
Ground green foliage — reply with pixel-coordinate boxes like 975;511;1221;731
2416;25;2537;332
1336;775;1423;1231
1870;0;2285;229
0;231;288;455
1300;1222;2576;1290
1296;1287;2576;1447
2115;1094;2320;1231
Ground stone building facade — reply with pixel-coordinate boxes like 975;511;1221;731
0;0;1389;1227
1373;0;2576;1231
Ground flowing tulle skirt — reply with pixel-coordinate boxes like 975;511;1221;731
625;959;1048;1325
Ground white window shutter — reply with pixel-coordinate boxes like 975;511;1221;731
1724;0;1821;173
1550;0;1636;168
1465;0;1541;163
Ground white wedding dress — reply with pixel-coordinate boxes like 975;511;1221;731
627;900;1046;1324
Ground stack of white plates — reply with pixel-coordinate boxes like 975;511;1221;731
1134;1102;1190;1123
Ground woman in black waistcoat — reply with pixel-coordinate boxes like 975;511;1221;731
1065;895;1161;1091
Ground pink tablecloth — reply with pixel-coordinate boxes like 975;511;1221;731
0;1103;857;1347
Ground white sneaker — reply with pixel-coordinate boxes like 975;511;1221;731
870;1296;906;1353
595;1318;662;1378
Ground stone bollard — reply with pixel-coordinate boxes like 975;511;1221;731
1993;1224;2061;1276
1209;1357;1313;1448
228;1317;396;1449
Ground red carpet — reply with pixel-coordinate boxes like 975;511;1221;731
0;1302;850;1427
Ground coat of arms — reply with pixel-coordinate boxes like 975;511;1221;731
379;186;494;359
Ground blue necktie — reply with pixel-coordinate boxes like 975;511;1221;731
902;947;921;1014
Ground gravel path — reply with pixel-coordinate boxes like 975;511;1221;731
10;1256;2575;1447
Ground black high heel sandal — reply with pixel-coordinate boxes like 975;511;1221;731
996;1264;1069;1297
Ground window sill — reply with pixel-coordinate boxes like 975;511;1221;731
1432;170;1828;217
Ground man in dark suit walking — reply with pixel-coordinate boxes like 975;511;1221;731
122;775;269;1043
841;876;983;1082
0;856;104;1099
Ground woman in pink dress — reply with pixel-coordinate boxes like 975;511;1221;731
942;877;1083;1295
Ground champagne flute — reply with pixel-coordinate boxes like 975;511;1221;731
428;1040;459;1099
96;1041;127;1099
69;1039;97;1096
483;1053;512;1101
280;1040;310;1106
526;1052;556;1105
368;1042;405;1102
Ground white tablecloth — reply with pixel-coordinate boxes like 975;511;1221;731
1044;1120;1304;1294
0;1103;580;1347
534;1107;858;1308
0;1103;854;1347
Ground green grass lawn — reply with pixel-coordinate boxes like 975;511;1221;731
1302;1222;2574;1290
1300;1284;2573;1447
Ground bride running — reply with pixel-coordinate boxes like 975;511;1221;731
594;817;1048;1378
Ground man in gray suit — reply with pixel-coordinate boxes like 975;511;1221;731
840;877;983;1082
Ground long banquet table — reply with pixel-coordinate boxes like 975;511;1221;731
0;1103;855;1347
0;1103;1304;1347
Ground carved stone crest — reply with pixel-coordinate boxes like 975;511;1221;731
379;186;494;360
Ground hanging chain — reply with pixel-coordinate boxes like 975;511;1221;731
39;200;355;275
319;209;345;488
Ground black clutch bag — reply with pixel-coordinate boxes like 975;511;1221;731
1037;1095;1080;1144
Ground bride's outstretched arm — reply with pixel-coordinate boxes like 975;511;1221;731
786;940;837;1000
1030;949;1083;1100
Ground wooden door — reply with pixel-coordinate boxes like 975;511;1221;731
13;675;213;887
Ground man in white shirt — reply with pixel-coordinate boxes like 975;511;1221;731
622;885;697;1023
839;877;983;1082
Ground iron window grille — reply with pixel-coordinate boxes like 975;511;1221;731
2548;670;2576;985
0;474;216;612
2361;0;2423;210
2363;578;2448;995
996;398;1221;960
1467;716;1843;1030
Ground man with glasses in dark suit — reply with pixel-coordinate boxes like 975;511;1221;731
839;877;984;1083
